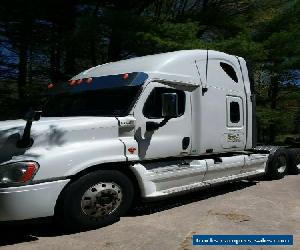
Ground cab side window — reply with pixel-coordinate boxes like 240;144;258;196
230;101;240;123
220;62;238;83
143;87;185;119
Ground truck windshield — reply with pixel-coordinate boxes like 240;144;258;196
43;86;141;117
42;72;147;117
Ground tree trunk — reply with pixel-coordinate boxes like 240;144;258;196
107;12;122;62
270;75;279;109
63;1;77;77
90;3;100;65
64;48;75;77
50;23;62;82
268;75;279;143
17;42;28;100
202;0;209;10
17;11;32;101
154;0;163;22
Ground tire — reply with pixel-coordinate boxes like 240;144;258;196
287;148;300;175
56;170;134;230
265;148;289;180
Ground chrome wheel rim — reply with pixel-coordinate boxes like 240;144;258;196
81;182;122;218
277;155;287;173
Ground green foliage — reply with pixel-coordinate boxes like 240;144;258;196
135;21;206;54
214;32;267;63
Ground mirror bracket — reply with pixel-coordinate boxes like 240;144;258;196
17;110;42;148
146;121;160;131
146;118;170;132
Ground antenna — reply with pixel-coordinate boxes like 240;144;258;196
206;49;208;85
201;49;209;95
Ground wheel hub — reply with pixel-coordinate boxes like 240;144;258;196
81;182;122;218
96;190;118;205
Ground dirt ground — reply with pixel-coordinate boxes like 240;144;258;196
0;174;299;250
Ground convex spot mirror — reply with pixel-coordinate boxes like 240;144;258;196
162;93;179;118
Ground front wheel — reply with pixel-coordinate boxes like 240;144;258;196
56;170;134;230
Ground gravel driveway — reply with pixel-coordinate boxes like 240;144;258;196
0;175;299;250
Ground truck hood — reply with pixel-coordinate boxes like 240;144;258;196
0;116;119;164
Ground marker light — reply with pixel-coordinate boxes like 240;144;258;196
128;147;136;154
123;73;129;80
86;77;93;83
48;83;54;89
69;80;76;85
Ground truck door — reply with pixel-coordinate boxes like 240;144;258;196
133;82;192;160
223;95;245;149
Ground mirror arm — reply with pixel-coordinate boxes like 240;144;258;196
146;117;171;132
17;110;42;148
159;117;170;127
17;121;34;148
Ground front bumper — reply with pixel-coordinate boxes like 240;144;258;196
0;179;70;221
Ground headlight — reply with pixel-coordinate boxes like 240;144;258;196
0;162;39;185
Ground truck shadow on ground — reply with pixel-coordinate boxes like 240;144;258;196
0;179;259;247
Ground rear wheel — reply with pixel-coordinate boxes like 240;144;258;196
266;149;288;179
56;170;134;230
287;148;300;175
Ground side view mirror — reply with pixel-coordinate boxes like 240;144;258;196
146;93;179;132
162;93;179;118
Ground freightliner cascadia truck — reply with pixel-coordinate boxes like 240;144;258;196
0;50;299;229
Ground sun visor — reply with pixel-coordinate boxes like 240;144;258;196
47;72;148;94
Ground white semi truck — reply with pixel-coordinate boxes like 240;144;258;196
0;50;299;229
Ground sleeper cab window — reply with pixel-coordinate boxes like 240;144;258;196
220;62;238;83
230;101;240;123
143;87;186;119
